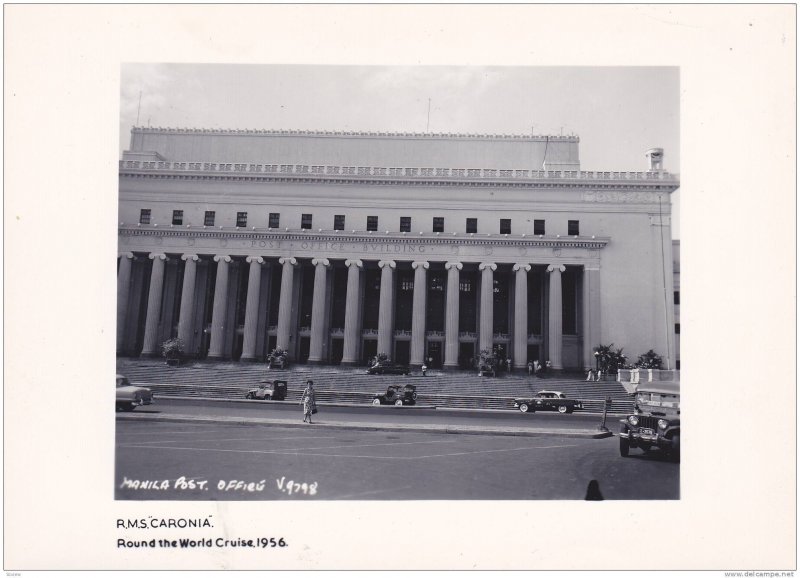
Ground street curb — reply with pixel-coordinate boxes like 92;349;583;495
116;412;615;439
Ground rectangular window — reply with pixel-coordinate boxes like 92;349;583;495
334;215;345;230
172;210;183;225
400;216;411;232
534;219;545;235
301;213;313;230
466;218;478;234
674;291;680;305
139;209;151;225
269;213;280;228
236;212;248;227
433;217;444;233
568;220;580;236
500;219;511;235
675;323;680;334
204;211;215;226
367;215;378;231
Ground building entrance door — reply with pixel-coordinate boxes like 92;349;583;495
394;341;410;365
363;340;377;365
330;338;343;365
298;337;310;363
426;341;442;368
459;342;475;369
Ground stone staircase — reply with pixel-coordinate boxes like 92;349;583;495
116;359;634;413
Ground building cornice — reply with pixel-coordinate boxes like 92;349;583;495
119;161;679;192
118;225;611;250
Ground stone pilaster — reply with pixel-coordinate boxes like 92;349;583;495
409;261;429;367
141;253;168;357
116;253;134;354
177;254;200;352
513;263;531;369
276;257;298;351
582;265;601;369
341;259;363;365
377;260;396;358
207;255;232;360
479;262;497;352
547;264;566;370
240;256;264;361
444;261;463;367
308;258;331;364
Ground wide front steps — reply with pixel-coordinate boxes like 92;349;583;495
117;359;634;413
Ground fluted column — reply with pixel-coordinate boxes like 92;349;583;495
207;255;232;360
444;262;463;367
240;256;264;361
547;264;566;370
308;258;331;364
341;259;363;365
410;261;429;367
377;260;396;358
479;262;496;351
582;265;601;369
276;257;298;351
116;253;135;354
141;253;168;356
513;263;531;369
177;254;200;351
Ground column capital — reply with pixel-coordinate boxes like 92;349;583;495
345;259;363;269
445;261;463;271
182;254;200;262
246;256;264;264
547;264;566;273
513;263;531;272
214;255;232;263
279;256;298;266
118;252;135;260
412;261;430;270
378;260;396;269
148;253;168;261
479;262;497;272
312;258;331;268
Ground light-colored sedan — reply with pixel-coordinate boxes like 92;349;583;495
115;374;154;412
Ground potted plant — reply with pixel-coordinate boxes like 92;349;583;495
161;337;185;366
267;346;289;369
478;347;500;377
635;349;663;370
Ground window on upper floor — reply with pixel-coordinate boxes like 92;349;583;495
367;215;378;231
301;214;313;230
675;323;680;334
433;217;444;233
568;220;580;236
534;219;545;235
674;291;680;305
400;216;411;232
269;212;280;228
204;211;215;226
334;215;345;230
172;210;183;226
466;218;478;234
139;209;151;225
236;212;248;227
500;219;511;235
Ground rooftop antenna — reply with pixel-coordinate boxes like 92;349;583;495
136;90;142;126
426;98;431;132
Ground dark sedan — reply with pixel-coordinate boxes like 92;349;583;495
513;390;583;414
366;363;411;375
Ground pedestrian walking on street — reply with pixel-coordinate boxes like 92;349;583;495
301;380;317;424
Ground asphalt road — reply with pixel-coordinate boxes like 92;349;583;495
115;417;679;501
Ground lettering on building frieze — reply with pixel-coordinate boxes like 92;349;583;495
583;191;659;204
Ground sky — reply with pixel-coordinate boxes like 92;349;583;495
120;64;680;236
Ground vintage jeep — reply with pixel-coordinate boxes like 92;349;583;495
371;384;417;406
245;380;288;401
619;381;680;460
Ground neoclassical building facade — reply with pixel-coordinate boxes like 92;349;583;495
117;127;679;371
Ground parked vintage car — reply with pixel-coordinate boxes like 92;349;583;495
245;380;288;401
366;363;411;375
619;382;680;460
513;390;583;414
115;374;154;412
372;384;417;406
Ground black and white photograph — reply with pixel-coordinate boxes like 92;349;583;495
5;4;796;573
114;64;681;501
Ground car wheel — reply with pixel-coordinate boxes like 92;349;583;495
246;393;254;399
557;405;568;414
411;392;418;400
371;398;381;405
619;437;630;457
519;403;529;413
264;395;271;401
394;399;404;406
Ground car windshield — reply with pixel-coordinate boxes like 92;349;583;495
116;377;131;387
